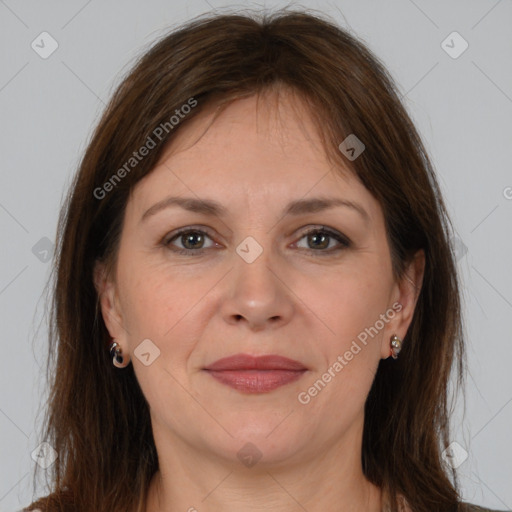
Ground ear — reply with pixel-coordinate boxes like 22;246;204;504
93;260;127;342
380;249;425;359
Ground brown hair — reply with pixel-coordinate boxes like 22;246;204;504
25;8;466;512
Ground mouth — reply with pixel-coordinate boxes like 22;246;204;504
202;353;308;393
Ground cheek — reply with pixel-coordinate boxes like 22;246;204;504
118;260;219;370
294;265;389;407
305;265;391;351
118;251;193;332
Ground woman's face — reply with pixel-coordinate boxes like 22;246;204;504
97;91;422;469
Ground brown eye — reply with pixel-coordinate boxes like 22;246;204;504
179;231;206;250
163;225;350;257
295;227;350;254
164;228;216;255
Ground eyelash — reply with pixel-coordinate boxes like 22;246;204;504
162;225;351;257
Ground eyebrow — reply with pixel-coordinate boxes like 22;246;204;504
140;195;370;224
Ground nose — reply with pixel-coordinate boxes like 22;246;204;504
219;239;295;332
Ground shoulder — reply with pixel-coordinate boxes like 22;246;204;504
397;493;510;512
400;501;510;512
462;503;511;512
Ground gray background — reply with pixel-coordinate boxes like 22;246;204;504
1;0;511;510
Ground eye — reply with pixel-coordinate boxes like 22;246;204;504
162;225;351;256
294;226;351;255
163;227;217;255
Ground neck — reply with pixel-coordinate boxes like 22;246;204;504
144;417;383;512
146;468;381;512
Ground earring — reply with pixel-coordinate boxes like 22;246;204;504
389;335;402;359
109;339;131;368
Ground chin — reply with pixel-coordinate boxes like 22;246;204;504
207;418;313;469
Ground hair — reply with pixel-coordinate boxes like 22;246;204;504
25;7;467;512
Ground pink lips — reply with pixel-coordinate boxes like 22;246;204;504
203;354;307;393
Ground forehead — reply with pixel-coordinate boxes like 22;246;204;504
128;92;382;224
162;91;338;175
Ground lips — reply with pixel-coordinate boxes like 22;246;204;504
204;354;307;371
203;353;308;393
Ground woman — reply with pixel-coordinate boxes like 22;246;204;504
23;9;508;512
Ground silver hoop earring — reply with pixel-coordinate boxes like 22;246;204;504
109;339;130;368
389;335;402;360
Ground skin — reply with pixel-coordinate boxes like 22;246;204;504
95;89;424;512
